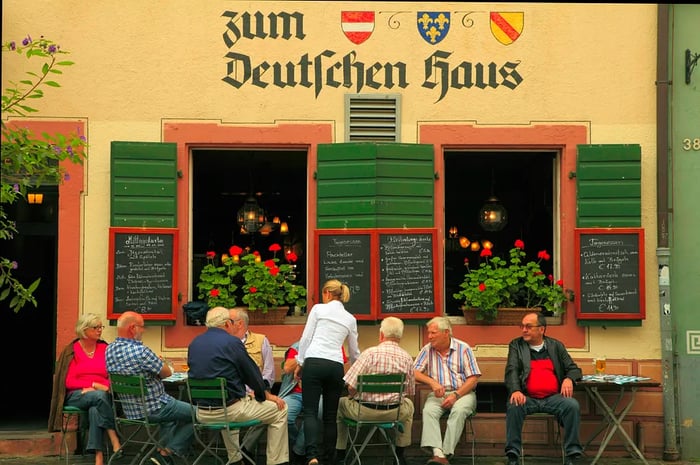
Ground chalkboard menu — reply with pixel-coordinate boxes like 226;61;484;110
108;228;178;320
318;234;371;315
315;228;439;320
379;233;435;314
574;228;645;320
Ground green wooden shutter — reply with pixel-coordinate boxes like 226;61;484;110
110;141;178;227
576;144;641;227
317;143;434;228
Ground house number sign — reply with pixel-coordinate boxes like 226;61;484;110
682;138;700;151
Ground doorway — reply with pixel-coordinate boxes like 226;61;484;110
0;188;58;429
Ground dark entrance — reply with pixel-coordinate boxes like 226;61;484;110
0;188;58;429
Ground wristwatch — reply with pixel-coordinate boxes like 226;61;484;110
452;391;460;399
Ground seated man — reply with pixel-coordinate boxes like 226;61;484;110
336;316;415;465
414;316;480;465
187;306;289;465
504;312;583;465
105;311;194;465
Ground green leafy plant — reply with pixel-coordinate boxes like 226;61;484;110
197;243;307;313
1;35;86;313
453;239;574;322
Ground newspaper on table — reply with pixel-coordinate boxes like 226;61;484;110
581;374;651;384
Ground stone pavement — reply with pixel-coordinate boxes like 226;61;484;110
0;454;694;465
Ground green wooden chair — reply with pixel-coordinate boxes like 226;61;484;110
341;373;407;465
186;377;261;465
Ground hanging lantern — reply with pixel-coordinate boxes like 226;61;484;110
478;196;508;232
237;196;266;233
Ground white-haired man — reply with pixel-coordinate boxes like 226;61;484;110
335;316;415;465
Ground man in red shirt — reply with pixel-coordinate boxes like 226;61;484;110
504;312;583;465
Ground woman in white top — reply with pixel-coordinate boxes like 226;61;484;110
295;279;361;465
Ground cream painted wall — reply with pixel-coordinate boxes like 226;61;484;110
2;2;660;361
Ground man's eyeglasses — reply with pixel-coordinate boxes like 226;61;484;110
519;324;541;330
132;324;145;329
90;325;105;330
229;318;240;325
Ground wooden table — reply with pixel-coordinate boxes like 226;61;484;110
578;376;660;465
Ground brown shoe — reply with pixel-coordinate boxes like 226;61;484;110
427;457;449;465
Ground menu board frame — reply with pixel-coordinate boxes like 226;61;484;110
574;227;645;320
314;228;440;320
107;227;178;321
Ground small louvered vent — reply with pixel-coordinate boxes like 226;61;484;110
346;95;400;142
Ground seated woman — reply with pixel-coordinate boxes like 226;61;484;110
49;313;121;465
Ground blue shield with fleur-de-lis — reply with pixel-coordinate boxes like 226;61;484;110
417;11;451;45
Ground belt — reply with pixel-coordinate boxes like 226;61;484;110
197;398;240;411
360;402;400;410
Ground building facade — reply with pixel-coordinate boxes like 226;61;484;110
2;2;699;460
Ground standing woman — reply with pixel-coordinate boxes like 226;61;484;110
49;313;121;465
295;279;361;465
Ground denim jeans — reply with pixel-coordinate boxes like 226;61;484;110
284;392;323;456
65;389;116;453
148;397;194;457
505;394;582;458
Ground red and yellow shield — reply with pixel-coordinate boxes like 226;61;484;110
490;12;524;45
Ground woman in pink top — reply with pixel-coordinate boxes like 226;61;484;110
48;313;121;465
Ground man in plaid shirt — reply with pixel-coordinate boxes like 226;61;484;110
414;317;481;465
335;317;415;465
106;311;193;465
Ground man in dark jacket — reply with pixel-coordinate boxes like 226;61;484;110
504;312;583;465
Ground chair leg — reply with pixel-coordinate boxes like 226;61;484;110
466;416;476;465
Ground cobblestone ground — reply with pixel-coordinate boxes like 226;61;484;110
0;454;697;465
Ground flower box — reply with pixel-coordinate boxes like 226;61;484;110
463;307;533;325
244;306;289;325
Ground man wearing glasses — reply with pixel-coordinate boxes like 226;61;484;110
504;312;583;465
106;311;194;465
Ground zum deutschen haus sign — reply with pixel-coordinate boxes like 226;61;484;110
221;10;525;102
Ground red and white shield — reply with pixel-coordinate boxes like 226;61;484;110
341;11;375;45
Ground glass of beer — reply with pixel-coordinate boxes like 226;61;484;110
595;356;606;375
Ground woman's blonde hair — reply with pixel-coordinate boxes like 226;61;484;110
323;279;350;303
76;312;102;338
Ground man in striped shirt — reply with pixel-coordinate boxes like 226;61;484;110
336;317;415;465
414;317;481;465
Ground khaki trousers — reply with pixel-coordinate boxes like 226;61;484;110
336;397;415;448
197;396;289;465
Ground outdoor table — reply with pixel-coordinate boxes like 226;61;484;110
578;375;660;465
163;371;188;401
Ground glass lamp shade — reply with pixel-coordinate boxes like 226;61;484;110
478;196;508;232
237;196;266;233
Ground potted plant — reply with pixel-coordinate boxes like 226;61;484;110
196;243;307;321
453;239;574;324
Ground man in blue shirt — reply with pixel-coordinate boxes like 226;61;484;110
187;306;289;465
105;311;193;465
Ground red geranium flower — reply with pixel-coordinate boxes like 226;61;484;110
480;248;492;258
269;243;282;252
206;251;216;259
478;283;486;292
514;239;525;249
229;245;243;256
249;286;257;293
210;289;220;297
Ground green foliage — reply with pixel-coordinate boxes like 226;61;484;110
1;35;86;313
197;244;307;313
453;240;574;322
